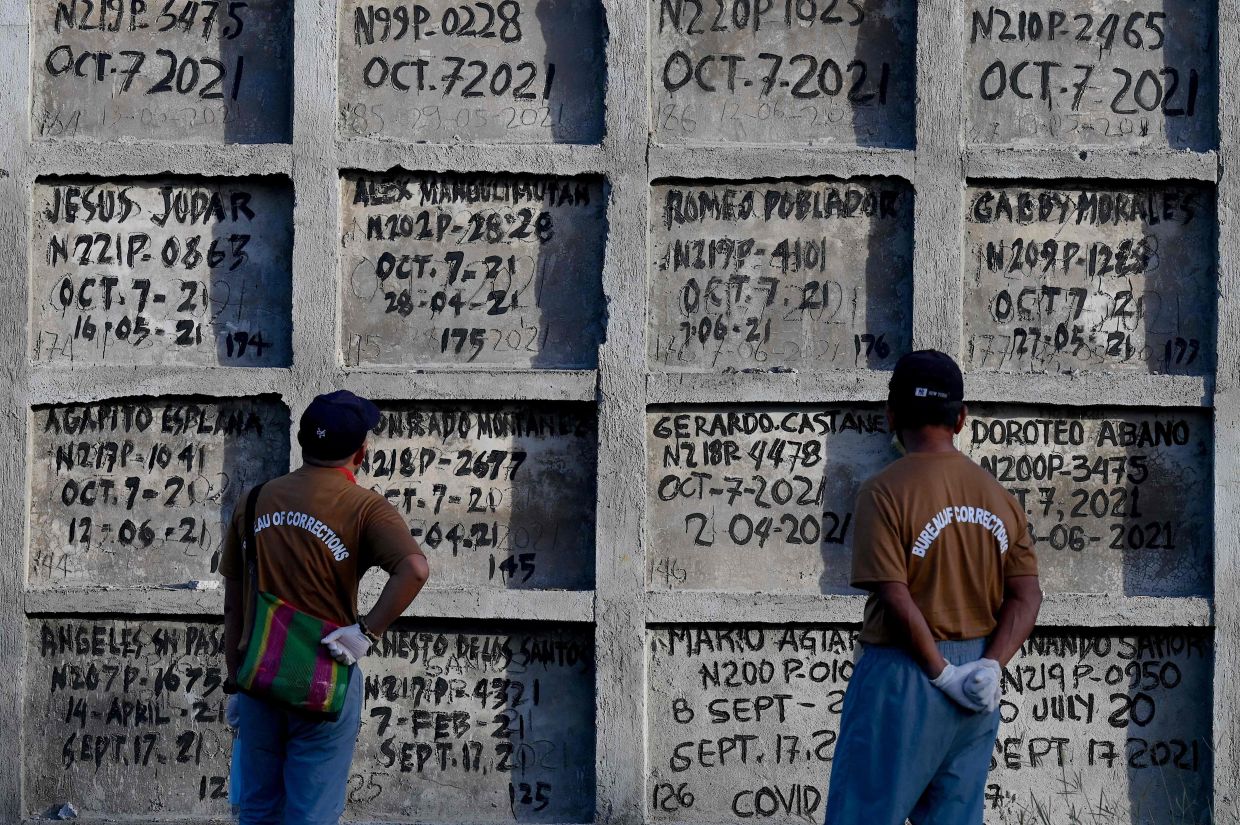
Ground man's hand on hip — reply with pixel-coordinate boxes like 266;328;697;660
322;624;371;666
930;661;991;712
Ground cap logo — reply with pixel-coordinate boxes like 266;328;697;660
316;428;327;438
915;387;948;399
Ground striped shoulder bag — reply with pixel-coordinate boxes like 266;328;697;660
235;484;352;720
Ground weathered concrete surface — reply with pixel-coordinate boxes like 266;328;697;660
966;405;1212;597
337;0;606;143
31;177;293;367
359;403;597;590
646;405;891;593
341;172;606;369
650;0;916;145
24;618;231;818
647;625;1212;825
965;0;1217;150
963;182;1216;376
649;178;912;371
31;0;293;143
28;397;289;587
25;618;595;822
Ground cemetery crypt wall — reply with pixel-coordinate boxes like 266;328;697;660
1;0;1239;822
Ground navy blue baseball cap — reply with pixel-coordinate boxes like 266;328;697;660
298;390;381;460
888;350;964;410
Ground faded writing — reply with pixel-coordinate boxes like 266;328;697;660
650;179;912;370
964;183;1215;376
29;397;289;586
965;0;1217;149
651;0;915;145
646;406;890;593
338;0;605;143
342;173;606;368
32;178;293;367
647;625;1211;824
33;0;292;143
966;406;1212;596
359;403;597;589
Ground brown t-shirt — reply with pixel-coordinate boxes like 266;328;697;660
219;465;423;642
851;450;1038;646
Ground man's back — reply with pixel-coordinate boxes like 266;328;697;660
221;465;415;627
852;450;1038;646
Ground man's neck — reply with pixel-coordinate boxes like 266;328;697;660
899;427;959;454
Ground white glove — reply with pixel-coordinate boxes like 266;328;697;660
226;694;242;729
964;658;1002;713
321;624;370;666
930;662;989;713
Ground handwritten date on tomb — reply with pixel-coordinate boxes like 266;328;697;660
32;180;292;367
964;185;1215;376
966;1;1216;148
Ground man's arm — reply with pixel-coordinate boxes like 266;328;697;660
363;553;430;635
874;582;949;678
981;575;1042;665
223;574;243;682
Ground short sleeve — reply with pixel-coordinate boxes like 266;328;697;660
218;501;244;580
1004;512;1039;578
361;498;425;574
850;485;908;588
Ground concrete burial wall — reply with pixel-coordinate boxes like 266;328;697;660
0;0;1238;823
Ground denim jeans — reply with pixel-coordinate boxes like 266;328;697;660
234;666;362;825
824;639;1001;825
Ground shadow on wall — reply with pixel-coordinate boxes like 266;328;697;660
850;0;917;149
221;0;292;144
533;0;607;144
1160;0;1215;152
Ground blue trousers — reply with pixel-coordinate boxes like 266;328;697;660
824;639;1000;825
234;666;362;825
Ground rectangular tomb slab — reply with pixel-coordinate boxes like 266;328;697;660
32;0;292;143
651;0;916;146
965;0;1217;150
650;179;912;370
966;405;1212;597
964;183;1216;376
359;403;597;590
646;406;892;593
338;0;605;143
26;618;595;822
647;626;1212;824
28;397;289;587
31;178;293;367
341;173;606;369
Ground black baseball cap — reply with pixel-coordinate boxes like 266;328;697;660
888;350;964;410
298;390;381;461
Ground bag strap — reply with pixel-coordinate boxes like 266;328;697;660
242;482;265;571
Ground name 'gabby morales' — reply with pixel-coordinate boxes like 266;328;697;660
652;410;886;440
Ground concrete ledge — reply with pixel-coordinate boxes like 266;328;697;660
342;369;598;402
646;370;890;405
25;586;595;623
966;146;1218;182
645;591;1213;628
30;366;293;405
338;139;608;176
965;371;1212;408
31;142;293;178
649;145;916;182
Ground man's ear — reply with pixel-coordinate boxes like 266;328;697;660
885;405;896;434
954;404;968;435
351;440;368;466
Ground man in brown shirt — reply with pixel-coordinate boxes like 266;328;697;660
824;351;1042;825
221;390;429;825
